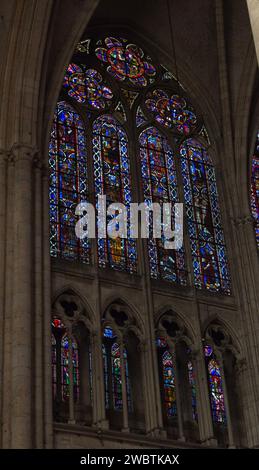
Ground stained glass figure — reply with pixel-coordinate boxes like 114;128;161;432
204;345;226;424
180;139;231;294
63;64;113;109
251;132;259;248
139;127;187;284
102;344;109;408
61;334;79;402
52;334;57;399
136;106;147;127
61;335;70;401
187;360;198;422
111;342;123;410
49;101;89;262
103;329;132;412
95;37;156;87
145;89;197;134
93;115;137;272
162;350;177;418
121;89;139;108
157;337;177;419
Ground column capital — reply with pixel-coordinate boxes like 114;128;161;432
11;143;39;163
0;148;10;164
232;214;254;227
235;357;248;375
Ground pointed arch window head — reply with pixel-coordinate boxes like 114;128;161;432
139;127;187;284
49;101;89;263
251;131;259;248
180;139;231;295
93;115;137;273
205;345;226;425
63;63;113;109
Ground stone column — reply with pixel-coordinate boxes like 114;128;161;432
194;347;217;446
68;336;75;424
34;158;44;447
90;330;98;426
171;344;185;441
0;150;7;447
2;153;15;448
42;164;53;448
11;144;35;448
139;342;152;433
218;354;235;448
120;342;129;432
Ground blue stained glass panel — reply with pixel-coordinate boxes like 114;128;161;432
251;132;259;248
180;139;231;294
49;101;89;263
139;127;187;284
92;115;137;273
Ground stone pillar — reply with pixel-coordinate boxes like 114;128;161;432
90;330;99;426
2;153;15;448
34;158;44;447
171;344;185;441
139;342;152;433
11;144;35;448
68;336;75;424
194;348;217;446
42;164;53;448
218;355;235;448
120;342;129;432
0;150;7;447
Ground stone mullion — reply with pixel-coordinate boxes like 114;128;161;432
119;341;129;432
170;343;185;441
131;124;164;435
217;353;235;448
194;348;216;446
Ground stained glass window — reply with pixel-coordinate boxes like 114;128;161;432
95;37;156;86
49;101;89;262
61;335;79;402
93;115;137;272
52;334;57;399
145;90;197;134
180;139;231;294
251;132;259;248
187;360;198;422
103;328;132;412
139;127;187;284
162;350;177;418
157;338;177;419
205;345;226;425
63;63;113;109
136;106;147;127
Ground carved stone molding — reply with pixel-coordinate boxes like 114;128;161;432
11;143;39;163
232;215;254;227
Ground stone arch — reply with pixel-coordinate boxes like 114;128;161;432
102;296;145;340
155;306;197;347
52;287;96;331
